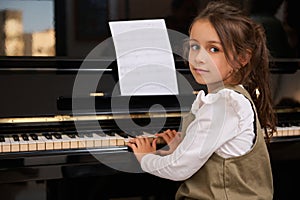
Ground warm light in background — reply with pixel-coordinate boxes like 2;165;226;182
0;0;55;56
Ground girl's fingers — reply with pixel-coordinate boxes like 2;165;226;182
166;131;175;138
134;136;153;147
135;138;144;147
152;138;157;149
127;142;137;151
160;130;177;143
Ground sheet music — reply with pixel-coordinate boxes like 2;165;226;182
109;19;178;96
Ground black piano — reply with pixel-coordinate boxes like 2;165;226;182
268;59;300;200
0;57;200;200
0;57;299;200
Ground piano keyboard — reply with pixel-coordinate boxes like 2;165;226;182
269;124;300;142
0;132;159;153
274;126;300;137
1;125;300;153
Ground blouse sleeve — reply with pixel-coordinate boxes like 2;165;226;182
140;89;254;181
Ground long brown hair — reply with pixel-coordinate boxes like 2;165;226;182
190;1;276;141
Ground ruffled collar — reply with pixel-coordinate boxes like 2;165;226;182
191;85;245;115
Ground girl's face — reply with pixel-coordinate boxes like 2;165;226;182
189;19;235;89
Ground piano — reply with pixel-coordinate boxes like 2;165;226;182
0;57;199;200
268;59;300;200
0;57;299;200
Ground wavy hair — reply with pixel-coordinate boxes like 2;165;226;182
189;1;277;142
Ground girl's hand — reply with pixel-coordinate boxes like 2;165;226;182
127;136;157;163
155;129;182;156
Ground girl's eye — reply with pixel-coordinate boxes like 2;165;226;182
190;44;200;51
209;47;219;53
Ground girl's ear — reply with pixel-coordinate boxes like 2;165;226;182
239;50;252;67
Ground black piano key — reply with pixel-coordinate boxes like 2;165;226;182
106;131;116;136
116;132;129;138
12;134;20;141
52;133;62;139
125;130;141;138
29;133;38;140
85;133;93;138
0;136;5;142
21;134;29;141
278;122;286;127
42;133;52;140
294;121;300;126
67;133;76;138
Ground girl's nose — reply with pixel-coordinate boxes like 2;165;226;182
194;48;207;64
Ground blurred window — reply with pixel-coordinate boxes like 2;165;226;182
0;0;55;56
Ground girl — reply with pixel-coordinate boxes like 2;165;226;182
128;1;276;199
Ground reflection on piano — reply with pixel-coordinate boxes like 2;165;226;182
0;58;299;199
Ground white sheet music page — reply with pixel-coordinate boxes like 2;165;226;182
109;19;178;96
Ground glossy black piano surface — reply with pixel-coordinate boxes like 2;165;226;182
0;58;299;200
0;58;198;200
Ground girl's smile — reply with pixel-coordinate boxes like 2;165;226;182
193;67;209;74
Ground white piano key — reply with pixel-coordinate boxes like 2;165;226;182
19;135;29;152
291;126;300;136
80;134;95;148
142;131;166;144
295;126;300;136
106;134;117;146
52;136;62;150
40;135;54;150
27;136;37;151
142;131;157;139
60;135;71;149
8;137;20;152
123;135;134;145
142;131;154;137
66;134;79;149
115;133;125;146
36;136;46;151
1;136;11;152
288;126;294;136
92;133;106;147
275;127;284;137
77;136;86;148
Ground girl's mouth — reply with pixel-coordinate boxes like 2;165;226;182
193;68;209;74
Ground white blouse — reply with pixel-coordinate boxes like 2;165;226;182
140;88;256;181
